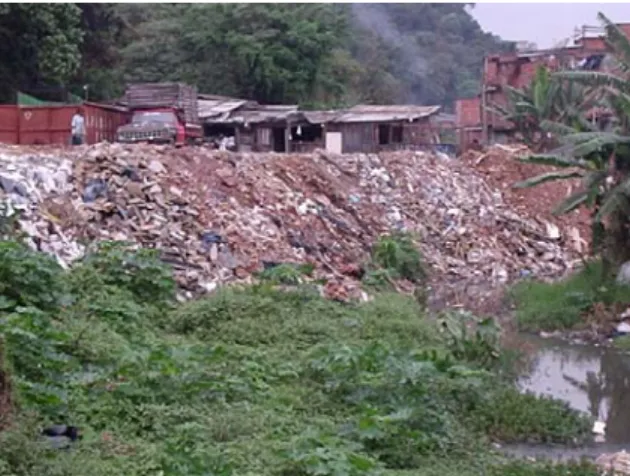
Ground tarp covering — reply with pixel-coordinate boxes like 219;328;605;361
17;91;58;106
17;91;83;106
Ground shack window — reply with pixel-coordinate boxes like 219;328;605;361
257;127;271;146
392;125;403;143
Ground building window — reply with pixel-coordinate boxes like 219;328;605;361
257;127;271;145
378;124;404;145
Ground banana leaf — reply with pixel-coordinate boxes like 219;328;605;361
552;190;589;215
599;12;630;74
595;177;630;222
572;133;630;157
518;154;583;168
553;71;630;95
513;170;584;189
539;119;576;136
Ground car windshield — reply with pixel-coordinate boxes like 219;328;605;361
132;111;176;125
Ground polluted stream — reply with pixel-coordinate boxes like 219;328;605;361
502;334;630;462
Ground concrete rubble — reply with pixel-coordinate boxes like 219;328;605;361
596;450;630;475
461;143;591;255
0;143;582;307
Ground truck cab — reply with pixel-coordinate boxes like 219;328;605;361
117;108;202;145
115;83;202;146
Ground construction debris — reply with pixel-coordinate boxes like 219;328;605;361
461;144;591;255
0;143;581;310
596;451;630;475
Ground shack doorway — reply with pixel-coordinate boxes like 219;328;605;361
378;124;390;145
204;124;236;138
272;127;286;152
204;124;236;149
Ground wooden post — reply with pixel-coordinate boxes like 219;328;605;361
285;121;291;153
481;56;488;145
235;127;241;152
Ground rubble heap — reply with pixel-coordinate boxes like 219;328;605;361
596;451;630;475
461;143;591;255
0;143;581;307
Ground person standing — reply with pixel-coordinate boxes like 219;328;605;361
70;107;85;145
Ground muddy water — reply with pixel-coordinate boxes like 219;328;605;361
503;334;630;460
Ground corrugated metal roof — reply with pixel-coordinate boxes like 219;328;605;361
202;102;441;125
303;111;340;124
198;98;252;120
256;105;298;112
332;105;441;123
435;112;456;123
206;104;300;124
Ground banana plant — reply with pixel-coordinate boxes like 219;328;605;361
489;66;596;151
513;13;630;265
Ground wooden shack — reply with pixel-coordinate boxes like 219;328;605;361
302;105;442;154
228;105;300;152
199;96;444;154
199;96;301;152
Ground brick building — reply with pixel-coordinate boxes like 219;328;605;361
456;23;630;152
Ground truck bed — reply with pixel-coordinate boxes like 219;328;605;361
125;83;199;125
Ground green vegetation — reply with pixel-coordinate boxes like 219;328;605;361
0;4;511;107
509;14;630;268
0;4;83;96
370;232;426;284
502;14;630;335
487;460;599;476
612;334;630;350
491;65;592;151
475;388;591;443
362;232;428;296
0;239;596;474
512;260;630;331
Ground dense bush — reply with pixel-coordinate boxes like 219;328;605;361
0;241;65;312
0;239;594;474
69;241;176;305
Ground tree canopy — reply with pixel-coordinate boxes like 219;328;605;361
0;4;83;102
0;3;512;110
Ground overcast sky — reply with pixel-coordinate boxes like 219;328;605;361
470;3;630;49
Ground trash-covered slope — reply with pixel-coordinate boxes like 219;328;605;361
461;143;591;255
0;143;580;308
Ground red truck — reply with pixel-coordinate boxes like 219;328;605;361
116;82;202;145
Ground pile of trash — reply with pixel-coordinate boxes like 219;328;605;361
461;143;591;255
0;143;580;307
596;451;630;475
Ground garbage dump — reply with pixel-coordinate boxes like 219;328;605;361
596;450;630;475
461;143;591;255
0;143;586;310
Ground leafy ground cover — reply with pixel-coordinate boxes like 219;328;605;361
0;239;598;475
511;260;630;333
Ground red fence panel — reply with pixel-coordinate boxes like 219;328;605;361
84;102;130;144
0;103;131;146
0;105;18;144
18;106;75;145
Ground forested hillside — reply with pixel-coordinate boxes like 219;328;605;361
0;3;512;109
